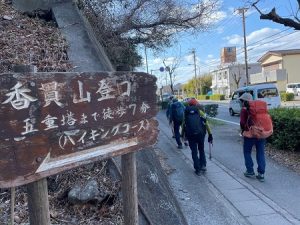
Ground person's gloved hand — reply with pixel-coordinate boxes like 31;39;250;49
208;134;213;144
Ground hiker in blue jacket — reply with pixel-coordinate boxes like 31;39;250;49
166;95;174;121
169;98;185;149
166;95;175;138
184;98;213;176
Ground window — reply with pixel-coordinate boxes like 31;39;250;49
257;88;278;98
232;92;239;100
288;84;296;88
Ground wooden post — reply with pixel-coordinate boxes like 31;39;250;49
11;187;15;225
121;152;138;225
27;179;50;225
12;65;50;225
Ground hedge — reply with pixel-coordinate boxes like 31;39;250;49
280;92;294;101
210;94;225;101
269;108;300;152
197;95;209;100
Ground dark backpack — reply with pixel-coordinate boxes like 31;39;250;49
171;101;185;122
184;106;206;137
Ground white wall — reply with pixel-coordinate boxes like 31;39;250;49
212;63;262;97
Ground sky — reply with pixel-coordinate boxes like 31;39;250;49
136;0;300;86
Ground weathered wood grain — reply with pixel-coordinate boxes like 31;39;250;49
0;72;158;188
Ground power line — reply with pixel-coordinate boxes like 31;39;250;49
235;28;292;53
246;28;291;47
191;30;298;72
237;30;298;56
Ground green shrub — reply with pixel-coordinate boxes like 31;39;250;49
210;94;225;101
198;95;207;100
280;92;294;101
269;108;300;152
203;104;218;117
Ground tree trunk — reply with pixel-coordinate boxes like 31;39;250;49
27;178;50;225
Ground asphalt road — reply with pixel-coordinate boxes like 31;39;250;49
213;102;240;125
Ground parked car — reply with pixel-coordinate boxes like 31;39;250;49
286;83;300;96
229;83;281;116
162;93;172;102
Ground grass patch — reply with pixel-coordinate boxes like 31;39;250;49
208;118;226;126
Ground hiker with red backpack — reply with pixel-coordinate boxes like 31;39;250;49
184;98;213;176
239;92;273;182
169;97;185;149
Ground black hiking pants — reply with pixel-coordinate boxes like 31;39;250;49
188;133;206;172
173;120;183;147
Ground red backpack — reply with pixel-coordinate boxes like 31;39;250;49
243;100;273;139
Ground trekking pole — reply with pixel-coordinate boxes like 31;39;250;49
209;142;212;160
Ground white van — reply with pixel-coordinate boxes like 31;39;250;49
286;83;300;96
229;83;281;116
162;93;172;102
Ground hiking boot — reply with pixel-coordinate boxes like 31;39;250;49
178;145;183;149
256;173;265;182
184;142;189;146
194;170;201;176
244;171;255;178
200;166;207;172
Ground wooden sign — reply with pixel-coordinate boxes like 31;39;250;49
0;72;158;188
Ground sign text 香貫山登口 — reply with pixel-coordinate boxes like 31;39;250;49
0;72;158;188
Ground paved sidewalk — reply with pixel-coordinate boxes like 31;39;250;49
157;111;300;225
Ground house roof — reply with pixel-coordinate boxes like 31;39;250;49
258;49;300;63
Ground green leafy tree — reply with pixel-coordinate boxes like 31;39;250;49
183;74;212;96
198;74;212;95
183;79;197;96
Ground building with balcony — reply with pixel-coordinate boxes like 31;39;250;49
211;63;262;97
252;49;300;91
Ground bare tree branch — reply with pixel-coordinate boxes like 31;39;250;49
163;57;181;94
79;0;220;68
252;0;300;30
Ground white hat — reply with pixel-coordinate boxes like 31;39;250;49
239;93;253;101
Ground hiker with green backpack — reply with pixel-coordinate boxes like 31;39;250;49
183;98;213;176
169;97;185;149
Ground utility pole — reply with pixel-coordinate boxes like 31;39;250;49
237;8;249;85
191;49;198;96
